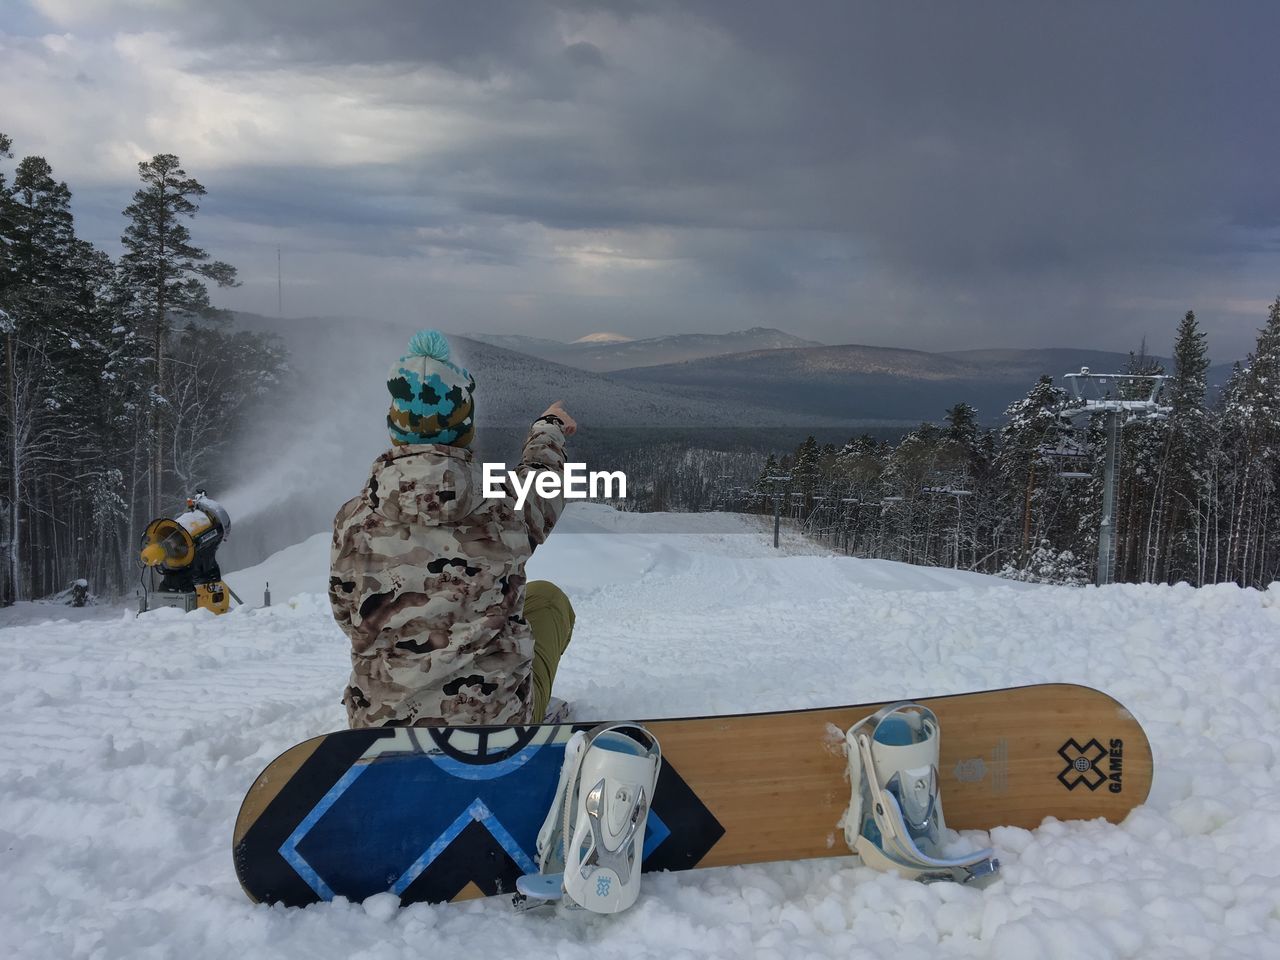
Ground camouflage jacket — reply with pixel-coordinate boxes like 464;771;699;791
329;420;567;727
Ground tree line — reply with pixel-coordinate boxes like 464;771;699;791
0;133;287;604
740;305;1280;588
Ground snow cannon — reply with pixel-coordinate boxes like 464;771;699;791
138;492;235;615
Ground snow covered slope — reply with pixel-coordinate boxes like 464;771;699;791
223;506;1017;607
2;504;1278;959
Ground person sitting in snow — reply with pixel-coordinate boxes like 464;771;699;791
329;329;576;728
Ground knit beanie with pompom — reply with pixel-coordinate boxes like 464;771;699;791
386;330;476;447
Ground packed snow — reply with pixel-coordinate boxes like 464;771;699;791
2;503;1278;959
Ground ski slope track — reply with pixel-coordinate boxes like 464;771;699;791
2;503;1278;959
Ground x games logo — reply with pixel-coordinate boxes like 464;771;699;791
1057;738;1107;791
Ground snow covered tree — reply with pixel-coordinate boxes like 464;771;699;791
937;404;1000;572
833;435;886;556
0;132;14;602
1157;311;1212;584
944;402;979;448
10;156;75;289
1217;297;1280;586
791;435;820;509
881;423;948;565
0;153;80;600
997;376;1076;569
999;540;1089;586
755;453;780;497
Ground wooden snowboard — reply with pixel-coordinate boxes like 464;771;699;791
234;683;1152;907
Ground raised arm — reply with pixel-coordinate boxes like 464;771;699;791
512;401;575;546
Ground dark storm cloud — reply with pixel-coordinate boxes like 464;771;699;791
36;1;557;71
13;0;1280;356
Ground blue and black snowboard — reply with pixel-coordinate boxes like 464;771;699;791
233;684;1151;907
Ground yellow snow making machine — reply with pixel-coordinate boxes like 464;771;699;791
138;491;236;615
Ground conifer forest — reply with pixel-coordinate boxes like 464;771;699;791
0;134;286;603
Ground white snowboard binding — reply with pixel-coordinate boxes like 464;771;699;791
516;723;662;914
840;702;999;884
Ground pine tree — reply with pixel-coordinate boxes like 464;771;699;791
119;154;239;517
1222;297;1280;585
944;402;979;448
791;435;820;507
1212;361;1247;583
10;157;76;291
59;240;140;592
1158;311;1211;583
0;132;16;296
0;132;14;603
940;403;979;488
1;152;81;598
756;453;780;497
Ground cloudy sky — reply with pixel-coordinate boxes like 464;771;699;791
3;0;1278;360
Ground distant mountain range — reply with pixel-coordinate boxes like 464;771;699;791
459;331;1244;418
229;316;843;435
235;312;1238;429
464;326;823;372
235;311;1239;434
609;344;1238;424
446;335;855;429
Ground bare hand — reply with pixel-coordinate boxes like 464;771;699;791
541;400;577;436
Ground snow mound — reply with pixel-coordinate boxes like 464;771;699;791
226;530;332;607
1;503;1278;959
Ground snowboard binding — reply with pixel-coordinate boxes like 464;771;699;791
841;702;999;884
516;722;662;914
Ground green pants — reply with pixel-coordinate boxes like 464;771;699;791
525;580;575;720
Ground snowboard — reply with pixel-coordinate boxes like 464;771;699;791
234;683;1152;907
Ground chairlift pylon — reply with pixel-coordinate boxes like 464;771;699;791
1057;367;1171;587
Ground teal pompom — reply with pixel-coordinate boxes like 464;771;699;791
407;329;451;362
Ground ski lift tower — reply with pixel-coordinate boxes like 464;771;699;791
764;474;792;549
1061;367;1170;587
